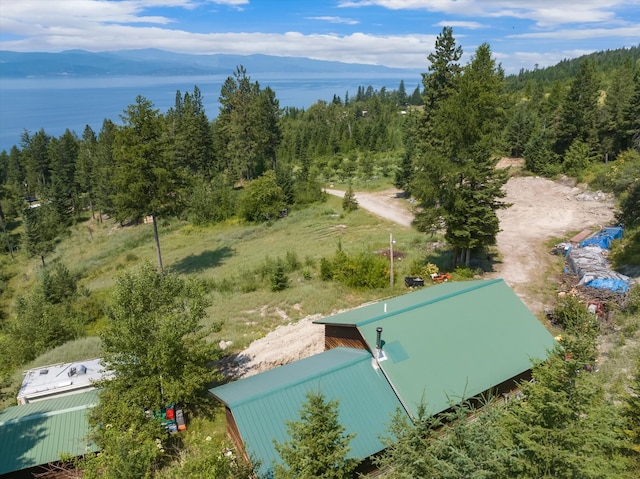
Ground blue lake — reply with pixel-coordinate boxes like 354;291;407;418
0;72;420;152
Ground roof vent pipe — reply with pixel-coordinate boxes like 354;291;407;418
376;327;383;350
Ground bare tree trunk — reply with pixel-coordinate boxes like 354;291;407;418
465;248;471;267
152;213;164;271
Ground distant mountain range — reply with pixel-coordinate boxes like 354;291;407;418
0;49;420;78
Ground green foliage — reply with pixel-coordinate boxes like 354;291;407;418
377;399;509;479
408;259;439;278
99;263;216;409
341;184;358;212
553;295;599;339
40;262;77;304
1;265;93;367
320;247;389;289
84;391;169;479
610;228;640;269
238;170;286;222
185;174;236;225
563;139;596;177
215;66;281;181
23;203;62;266
8;292;78;364
501;347;631;478
86;263;219;477
412;38;508;267
524;128;560;175
270;261;290;292
273;390;357;479
618;179;640;228
375;403;443;478
160;437;258;479
498;295;632;478
623;352;640;459
113;95;173;221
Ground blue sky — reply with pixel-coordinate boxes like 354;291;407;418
1;0;639;74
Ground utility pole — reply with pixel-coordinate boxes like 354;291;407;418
390;233;395;288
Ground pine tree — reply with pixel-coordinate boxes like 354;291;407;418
93;119;116;220
216;66;281;181
273;390;357;479
113;95;174;269
555;59;601;156
422;26;463;112
413;41;508;267
75;125;97;218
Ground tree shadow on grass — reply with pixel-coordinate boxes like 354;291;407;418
170;246;234;274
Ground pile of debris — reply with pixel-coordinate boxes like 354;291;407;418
561;225;631;294
556;272;629;311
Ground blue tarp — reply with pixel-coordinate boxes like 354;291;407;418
579;226;624;250
584;277;630;293
567;225;631;293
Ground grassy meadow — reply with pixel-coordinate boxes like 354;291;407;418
1;189;451;402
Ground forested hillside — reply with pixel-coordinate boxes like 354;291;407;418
0;30;639;477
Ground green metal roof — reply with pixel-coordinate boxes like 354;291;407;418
210;347;406;477
315;279;557;418
0;390;99;475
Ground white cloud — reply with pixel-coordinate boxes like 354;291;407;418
508;25;640;40
307;16;360;25
434;20;487;29
339;0;640;28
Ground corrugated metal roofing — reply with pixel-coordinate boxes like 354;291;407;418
0;390;99;475
315;279;557;418
210;347;405;477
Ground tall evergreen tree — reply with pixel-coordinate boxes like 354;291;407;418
75;125;98;218
413;42;508;266
113;96;173;269
216;66;280;181
167;86;214;177
600;57;635;158
623;69;640;153
94;119;117;220
23;203;59;267
47;129;78;225
555;59;602;156
21;129;51;199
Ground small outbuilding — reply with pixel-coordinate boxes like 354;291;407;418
0;390;98;476
17;358;108;405
211;279;557;475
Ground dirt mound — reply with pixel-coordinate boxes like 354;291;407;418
225;314;325;379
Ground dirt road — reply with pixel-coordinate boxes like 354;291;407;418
230;174;615;377
324;188;413;227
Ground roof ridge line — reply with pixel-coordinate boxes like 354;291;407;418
223;348;368;408
355;279;504;327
